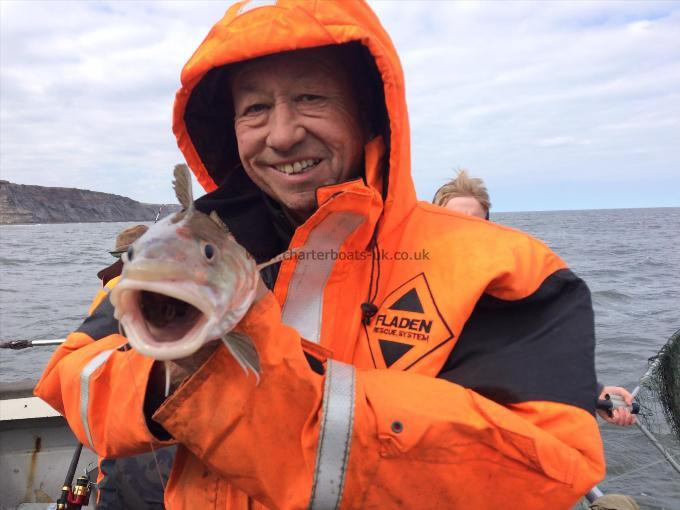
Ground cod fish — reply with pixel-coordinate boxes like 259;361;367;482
110;164;261;385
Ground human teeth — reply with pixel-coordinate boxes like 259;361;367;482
275;159;319;174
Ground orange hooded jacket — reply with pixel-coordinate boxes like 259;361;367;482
36;1;605;508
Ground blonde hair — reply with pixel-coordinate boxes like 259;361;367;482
432;170;491;214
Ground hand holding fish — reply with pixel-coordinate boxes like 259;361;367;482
110;164;264;390
161;271;269;393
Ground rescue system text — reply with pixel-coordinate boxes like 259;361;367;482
373;314;432;341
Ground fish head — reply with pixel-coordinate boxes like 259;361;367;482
109;210;259;360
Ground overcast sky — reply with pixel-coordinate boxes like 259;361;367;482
1;1;678;212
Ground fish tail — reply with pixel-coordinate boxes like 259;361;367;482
221;332;261;384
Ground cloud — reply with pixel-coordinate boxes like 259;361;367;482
0;1;227;203
1;0;679;210
536;137;591;148
373;1;680;209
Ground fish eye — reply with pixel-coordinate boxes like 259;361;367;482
203;243;215;261
127;246;134;262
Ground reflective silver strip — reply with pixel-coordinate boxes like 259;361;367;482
237;0;278;16
309;360;356;510
80;349;114;449
281;212;365;343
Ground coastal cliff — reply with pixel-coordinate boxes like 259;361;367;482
0;180;179;224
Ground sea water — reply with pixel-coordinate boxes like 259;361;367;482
1;208;679;509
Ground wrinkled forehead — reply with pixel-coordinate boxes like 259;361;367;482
229;45;356;97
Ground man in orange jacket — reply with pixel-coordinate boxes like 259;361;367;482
36;1;605;508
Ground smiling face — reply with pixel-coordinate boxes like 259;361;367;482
231;46;367;224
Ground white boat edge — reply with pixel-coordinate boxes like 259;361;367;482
0;396;61;421
0;379;97;510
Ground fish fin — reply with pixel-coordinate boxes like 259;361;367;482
221;331;261;384
209;210;230;233
173;164;194;210
257;248;302;270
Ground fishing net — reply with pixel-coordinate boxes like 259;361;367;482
585;329;680;509
635;327;680;444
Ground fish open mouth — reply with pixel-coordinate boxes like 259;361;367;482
139;291;203;342
110;279;217;360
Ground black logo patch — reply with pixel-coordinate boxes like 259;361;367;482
389;288;424;313
379;339;414;367
366;273;454;370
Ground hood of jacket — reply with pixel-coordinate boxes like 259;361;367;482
173;0;416;238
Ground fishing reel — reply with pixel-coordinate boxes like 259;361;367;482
54;443;94;510
56;474;92;510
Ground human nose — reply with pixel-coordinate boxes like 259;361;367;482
265;101;305;152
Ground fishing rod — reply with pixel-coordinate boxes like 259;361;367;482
55;443;92;510
0;338;66;349
1;335;94;507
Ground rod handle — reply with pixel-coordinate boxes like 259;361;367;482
596;394;640;415
0;338;66;349
0;340;32;349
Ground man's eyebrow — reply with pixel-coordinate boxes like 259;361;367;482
232;80;265;95
233;65;335;96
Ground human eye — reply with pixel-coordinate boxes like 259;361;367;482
296;94;325;105
241;103;269;116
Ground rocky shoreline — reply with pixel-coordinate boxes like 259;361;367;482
0;180;179;224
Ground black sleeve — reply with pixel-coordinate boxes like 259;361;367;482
438;268;598;414
75;295;120;340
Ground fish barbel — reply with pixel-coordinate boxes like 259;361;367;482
110;164;260;380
